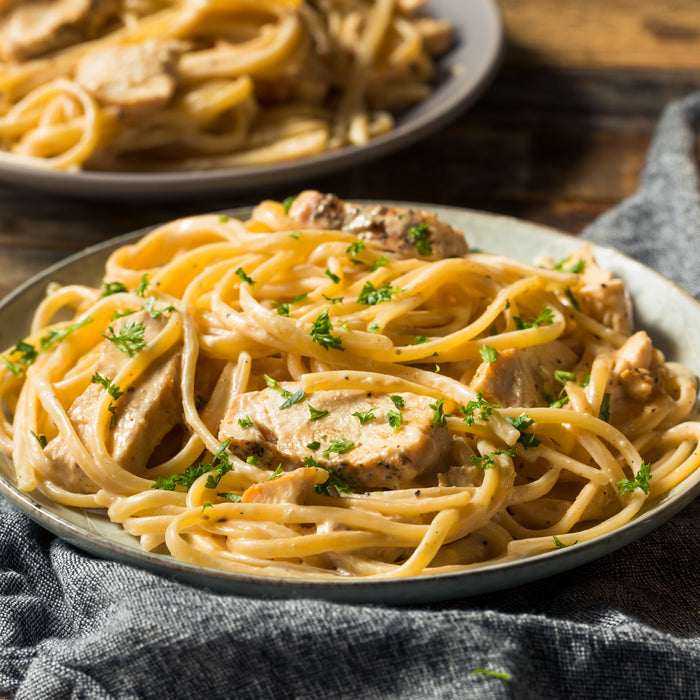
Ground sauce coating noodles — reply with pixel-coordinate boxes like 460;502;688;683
0;197;698;580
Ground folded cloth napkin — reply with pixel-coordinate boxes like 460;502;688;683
2;95;700;700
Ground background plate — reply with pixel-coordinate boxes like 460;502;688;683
0;205;699;604
0;0;503;200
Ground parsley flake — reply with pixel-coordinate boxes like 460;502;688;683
134;274;150;298
310;310;344;351
514;306;554;330
91;373;125;430
101;280;128;297
308;405;329;422
479;345;498;363
387;410;403;433
235;267;254;285
322;439;355;456
460;392;499;425
103;321;146;357
357;281;396;306
617;461;652;495
407;223;432;256
352;408;375;425
238;416;254;429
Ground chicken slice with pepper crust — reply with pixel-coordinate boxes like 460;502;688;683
219;383;453;490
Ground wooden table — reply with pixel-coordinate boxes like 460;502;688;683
1;0;699;299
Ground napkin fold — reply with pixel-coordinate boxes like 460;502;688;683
2;94;700;700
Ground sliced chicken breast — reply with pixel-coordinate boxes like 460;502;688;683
219;383;453;490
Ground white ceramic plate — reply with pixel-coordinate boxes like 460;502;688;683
1;205;699;604
0;0;503;200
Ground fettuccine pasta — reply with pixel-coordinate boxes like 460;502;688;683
0;192;698;580
0;0;452;171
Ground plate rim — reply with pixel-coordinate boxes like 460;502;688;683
1;203;699;604
0;0;504;199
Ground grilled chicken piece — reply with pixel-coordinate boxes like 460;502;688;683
76;40;185;115
240;467;319;505
604;331;672;423
287;190;468;260
43;311;183;492
219;384;453;489
470;341;579;408
573;246;632;335
0;0;120;62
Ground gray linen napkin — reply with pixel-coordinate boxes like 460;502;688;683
1;95;700;700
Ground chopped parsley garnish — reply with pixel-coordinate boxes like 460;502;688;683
101;280;128;296
246;455;260;466
271;293;307;317
308;405;329;422
40;317;92;353
479;345;498;363
91;373;125;430
505;414;541;449
564;287;580;310
303;456;353;495
346;241;366;257
322;294;344;304
144;296;174;318
513;306;554;330
289;230;303;240
218;214;229;223
31;431;47;448
599;392;611;422
470;668;511;680
415;335;429;344
554;370;577;385
322;438;355;456
238;416;254;429
103;321;146;357
151;440;236;491
219;492;242;503
279;388;305;409
282;195;296;214
553;256;585;274
352;408;375;425
553;535;578;548
460;392;499;425
369;256;388;272
134;274;150;298
389;395;406;409
4;320;93;376
617;461;652;495
368;323;380;333
470;447;515;470
310;309;344;351
268;465;284;480
407;223;432;256
264;375;305;409
387;410;403;433
152;462;211;491
428;398;448;427
235;267;254;285
324;268;340;284
306;441;321;450
357;281;396;306
2;339;38;376
112;309;135;320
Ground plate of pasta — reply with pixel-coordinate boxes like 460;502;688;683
0;0;502;198
0;193;699;603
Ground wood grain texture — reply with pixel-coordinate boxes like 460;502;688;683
497;0;700;69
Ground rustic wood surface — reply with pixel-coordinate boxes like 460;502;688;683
1;0;699;299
